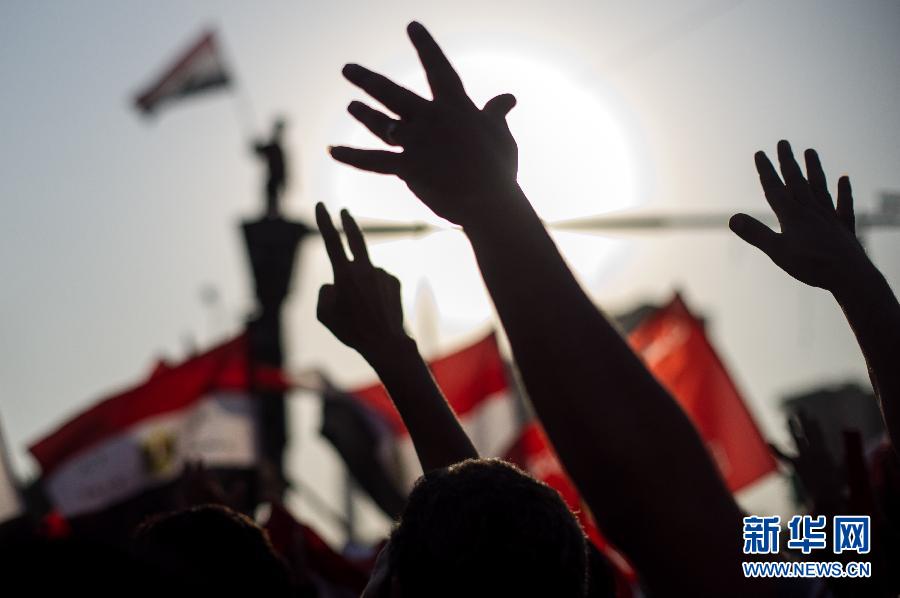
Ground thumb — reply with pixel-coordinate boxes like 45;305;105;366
483;93;517;119
316;284;337;323
729;213;780;258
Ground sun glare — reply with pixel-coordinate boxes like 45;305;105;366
330;50;646;223
325;49;647;327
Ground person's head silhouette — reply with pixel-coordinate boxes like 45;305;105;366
132;504;293;596
363;459;591;598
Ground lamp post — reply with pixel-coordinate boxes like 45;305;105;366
243;119;308;487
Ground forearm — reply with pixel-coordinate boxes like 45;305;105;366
463;189;676;453
833;259;900;451
364;336;478;472
463;186;725;485
463;185;752;593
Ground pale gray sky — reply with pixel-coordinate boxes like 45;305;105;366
2;0;899;543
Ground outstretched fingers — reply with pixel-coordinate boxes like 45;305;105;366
803;149;834;210
777;140;814;205
348;101;402;146
341;208;372;265
316;202;349;275
837;175;856;234
754;151;792;217
407;21;469;104
330;146;404;175
342;63;426;118
729;213;782;259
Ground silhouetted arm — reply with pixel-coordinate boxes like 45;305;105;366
331;22;763;596
836;267;900;452
730;141;900;453
315;203;477;473
462;185;755;596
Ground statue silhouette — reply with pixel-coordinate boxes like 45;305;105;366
254;118;288;217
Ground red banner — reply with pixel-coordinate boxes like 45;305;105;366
628;295;776;491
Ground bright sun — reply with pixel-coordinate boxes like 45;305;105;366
325;49;648;329
331;50;646;223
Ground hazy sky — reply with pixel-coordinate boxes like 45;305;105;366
2;0;899;543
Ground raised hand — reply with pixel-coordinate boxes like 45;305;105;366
315;202;408;357
330;21;519;227
330;22;767;593
315;202;478;472
729;140;867;292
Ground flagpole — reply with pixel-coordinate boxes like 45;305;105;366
232;83;258;145
212;24;258;144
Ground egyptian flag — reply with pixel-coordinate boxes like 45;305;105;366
29;334;281;517
134;30;231;115
320;387;407;519
627;294;777;491
347;332;522;489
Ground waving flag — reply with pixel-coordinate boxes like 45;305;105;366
346;332;522;488
628;294;776;490
134;30;231;115
29;334;281;517
320;387;407;519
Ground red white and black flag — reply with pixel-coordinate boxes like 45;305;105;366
29;334;283;517
319;387;408;520
134;30;231;115
347;332;522;489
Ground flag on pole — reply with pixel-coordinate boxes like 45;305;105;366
134;30;231;115
319;388;407;519
0;413;22;524
627;294;777;491
29;334;281;517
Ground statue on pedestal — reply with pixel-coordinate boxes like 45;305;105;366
253;118;288;218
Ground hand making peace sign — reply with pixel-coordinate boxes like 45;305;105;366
315;202;409;358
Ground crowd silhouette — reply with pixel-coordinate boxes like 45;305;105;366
3;20;900;598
